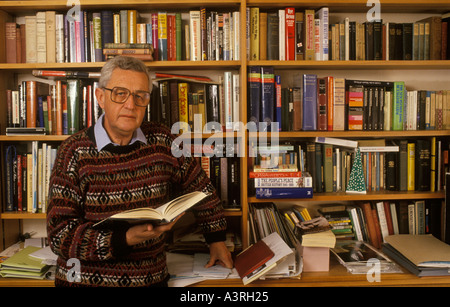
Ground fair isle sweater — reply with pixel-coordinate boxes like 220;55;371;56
47;122;227;287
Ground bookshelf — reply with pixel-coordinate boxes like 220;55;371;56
0;0;449;287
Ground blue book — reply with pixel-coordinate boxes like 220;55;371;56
255;187;313;199
260;66;275;132
101;11;114;61
37;96;44;128
302;74;317;130
275;75;282;131
247;66;261;130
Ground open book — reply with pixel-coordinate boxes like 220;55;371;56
93;191;208;228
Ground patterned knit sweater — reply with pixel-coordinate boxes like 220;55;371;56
47;122;227;287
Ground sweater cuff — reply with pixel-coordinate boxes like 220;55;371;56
111;224;133;258
203;230;227;244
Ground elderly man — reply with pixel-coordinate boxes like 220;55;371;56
47;55;232;287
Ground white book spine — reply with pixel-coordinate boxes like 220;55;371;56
232;73;240;131
224;72;233;131
25;16;37;63
278;9;285;61
56;14;65;63
233;11;240;61
36;12;47;63
190;11;201;61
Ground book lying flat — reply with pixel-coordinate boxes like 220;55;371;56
382;234;450;276
93;191;208;228
0;246;50;279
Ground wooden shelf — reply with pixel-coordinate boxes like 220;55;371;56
248;60;450;70
0;0;241;13
2;259;449;287
0;60;241;71
0;212;46;219
246;0;450;13
248;190;445;203
251;130;450;139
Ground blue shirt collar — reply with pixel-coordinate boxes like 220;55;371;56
94;114;147;151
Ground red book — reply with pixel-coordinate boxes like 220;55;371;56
235;239;274;279
285;7;295;60
6;22;17;63
26;81;50;128
167;14;175;61
249;171;302;178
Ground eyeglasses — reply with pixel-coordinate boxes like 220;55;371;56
104;87;151;107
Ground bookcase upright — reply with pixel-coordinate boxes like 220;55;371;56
0;0;449;287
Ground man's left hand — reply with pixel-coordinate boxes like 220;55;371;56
205;241;233;269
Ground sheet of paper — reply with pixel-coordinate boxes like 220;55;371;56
192;253;232;278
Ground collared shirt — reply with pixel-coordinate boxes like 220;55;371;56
94;113;147;151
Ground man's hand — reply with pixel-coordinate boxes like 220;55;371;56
205;241;233;269
125;213;184;246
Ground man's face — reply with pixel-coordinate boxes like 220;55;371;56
96;68;149;143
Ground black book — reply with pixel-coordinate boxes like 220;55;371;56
267;13;279;60
394;23;403;60
415;139;431;191
385;151;398;190
402;23;413;60
373;20;383;60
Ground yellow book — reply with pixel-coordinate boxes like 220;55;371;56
127;10;137;44
259;12;267;60
158;12;168;60
250;7;259;60
45;11;56;63
407;142;415;191
113;13;121;43
178;82;189;133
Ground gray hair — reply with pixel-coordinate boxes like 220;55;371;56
98;55;151;90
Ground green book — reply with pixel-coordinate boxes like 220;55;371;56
392;81;405;131
0;246;49;274
66;79;81;135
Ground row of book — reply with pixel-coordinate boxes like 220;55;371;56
5;8;241;64
248;68;450;132
6;79;102;135
152;72;239;133
337;199;446;248
248;202;298;248
4;142;57;213
248;137;448;195
248;7;450;61
197;153;241;210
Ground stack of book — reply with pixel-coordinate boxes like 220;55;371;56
318;205;355;240
103;43;154;61
250;143;313;199
383;234;450;276
0;246;52;280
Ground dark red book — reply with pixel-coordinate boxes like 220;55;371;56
234;239;274;279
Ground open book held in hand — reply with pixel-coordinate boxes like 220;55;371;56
93;191;208;228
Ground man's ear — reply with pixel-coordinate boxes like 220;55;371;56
95;87;105;110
